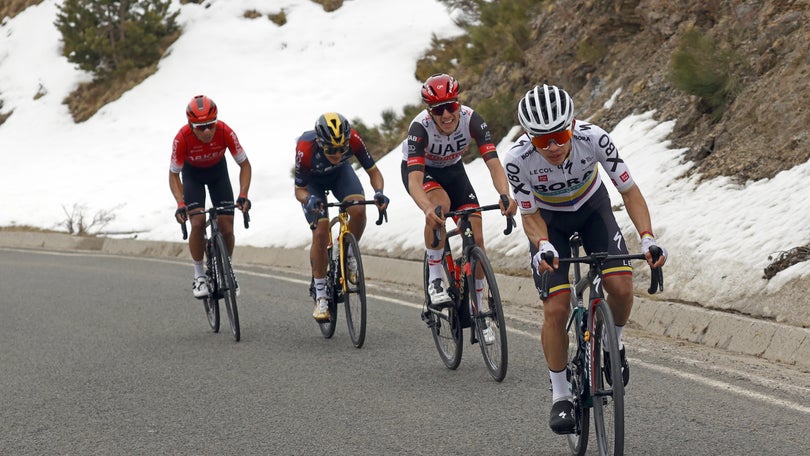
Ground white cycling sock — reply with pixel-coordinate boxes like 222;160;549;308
602;325;625;350
475;278;485;311
426;248;444;282
193;260;205;278
549;369;572;402
314;277;327;299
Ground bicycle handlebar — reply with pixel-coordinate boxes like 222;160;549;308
307;199;388;231
180;203;250;240
430;194;516;248
538;245;664;299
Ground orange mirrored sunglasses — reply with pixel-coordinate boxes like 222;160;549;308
530;128;573;150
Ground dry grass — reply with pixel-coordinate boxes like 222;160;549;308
311;0;343;13
63;30;180;122
0;225;61;234
0;0;42;20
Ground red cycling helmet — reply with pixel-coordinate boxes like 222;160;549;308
186;95;218;124
420;73;461;105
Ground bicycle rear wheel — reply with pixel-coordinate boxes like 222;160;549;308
590;299;624;455
566;306;589;455
468;246;508;382
214;234;240;342
342;233;366;348
423;252;462;369
317;270;338;339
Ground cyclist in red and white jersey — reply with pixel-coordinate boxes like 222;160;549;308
503;84;667;434
169;95;252;298
401;73;516;322
295;112;389;322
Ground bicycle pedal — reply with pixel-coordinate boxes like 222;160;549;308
420;311;436;328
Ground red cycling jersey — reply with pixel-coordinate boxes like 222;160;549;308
170;121;247;173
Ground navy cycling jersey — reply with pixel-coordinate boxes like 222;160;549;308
294;129;376;188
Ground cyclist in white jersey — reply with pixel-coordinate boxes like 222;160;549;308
503;84;667;434
401;73;516;312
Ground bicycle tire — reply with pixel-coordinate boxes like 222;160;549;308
342;233;366;348
203;296;220;332
590;300;624;455
468;246;508;382
203;242;220;333
566;306;589;455
423;252;462;369
214;234;240;342
316;297;338;339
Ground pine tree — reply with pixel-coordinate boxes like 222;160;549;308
55;0;179;80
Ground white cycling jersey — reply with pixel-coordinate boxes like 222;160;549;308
401;105;497;169
503;120;636;213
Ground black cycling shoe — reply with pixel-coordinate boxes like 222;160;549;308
604;345;630;387
549;399;576;434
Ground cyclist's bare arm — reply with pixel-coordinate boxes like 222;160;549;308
364;165;388;211
407;168;443;228
521;210;557;271
169;171;184;207
483;157;517;216
294;185;311;206
619;184;666;268
236;158;252;211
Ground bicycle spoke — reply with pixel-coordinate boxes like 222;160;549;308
424;252;462;369
215;234;240;342
469;247;508;382
342;233;366;348
590;301;624;455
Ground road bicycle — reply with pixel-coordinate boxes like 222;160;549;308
181;204;249;342
540;233;663;455
308;197;387;348
420;195;515;382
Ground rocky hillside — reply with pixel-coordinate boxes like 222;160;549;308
462;0;809;183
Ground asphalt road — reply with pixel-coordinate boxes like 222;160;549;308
2;248;809;455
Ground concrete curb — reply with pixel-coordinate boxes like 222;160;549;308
2;231;807;370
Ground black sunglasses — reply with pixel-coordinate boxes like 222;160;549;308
429;101;460;116
324;144;349;156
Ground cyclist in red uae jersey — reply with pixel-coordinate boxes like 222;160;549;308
401;73;517;315
295;112;389;322
502;84;667;434
169;95;252;298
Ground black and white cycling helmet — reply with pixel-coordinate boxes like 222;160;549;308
517;84;574;135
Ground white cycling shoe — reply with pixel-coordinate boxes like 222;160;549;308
428;279;451;305
192;276;209;298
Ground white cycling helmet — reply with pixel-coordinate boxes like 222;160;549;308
517;84;574;135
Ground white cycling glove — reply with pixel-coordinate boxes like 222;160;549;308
532;240;558;271
641;234;668;260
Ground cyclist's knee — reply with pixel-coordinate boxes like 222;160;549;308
604;275;633;301
543;295;569;324
347;205;367;222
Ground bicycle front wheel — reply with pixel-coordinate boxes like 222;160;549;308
468;246;508;382
203;245;220;333
423;252;462;369
202;294;220;333
590;299;624;455
342;233;366;348
214;234;240;342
